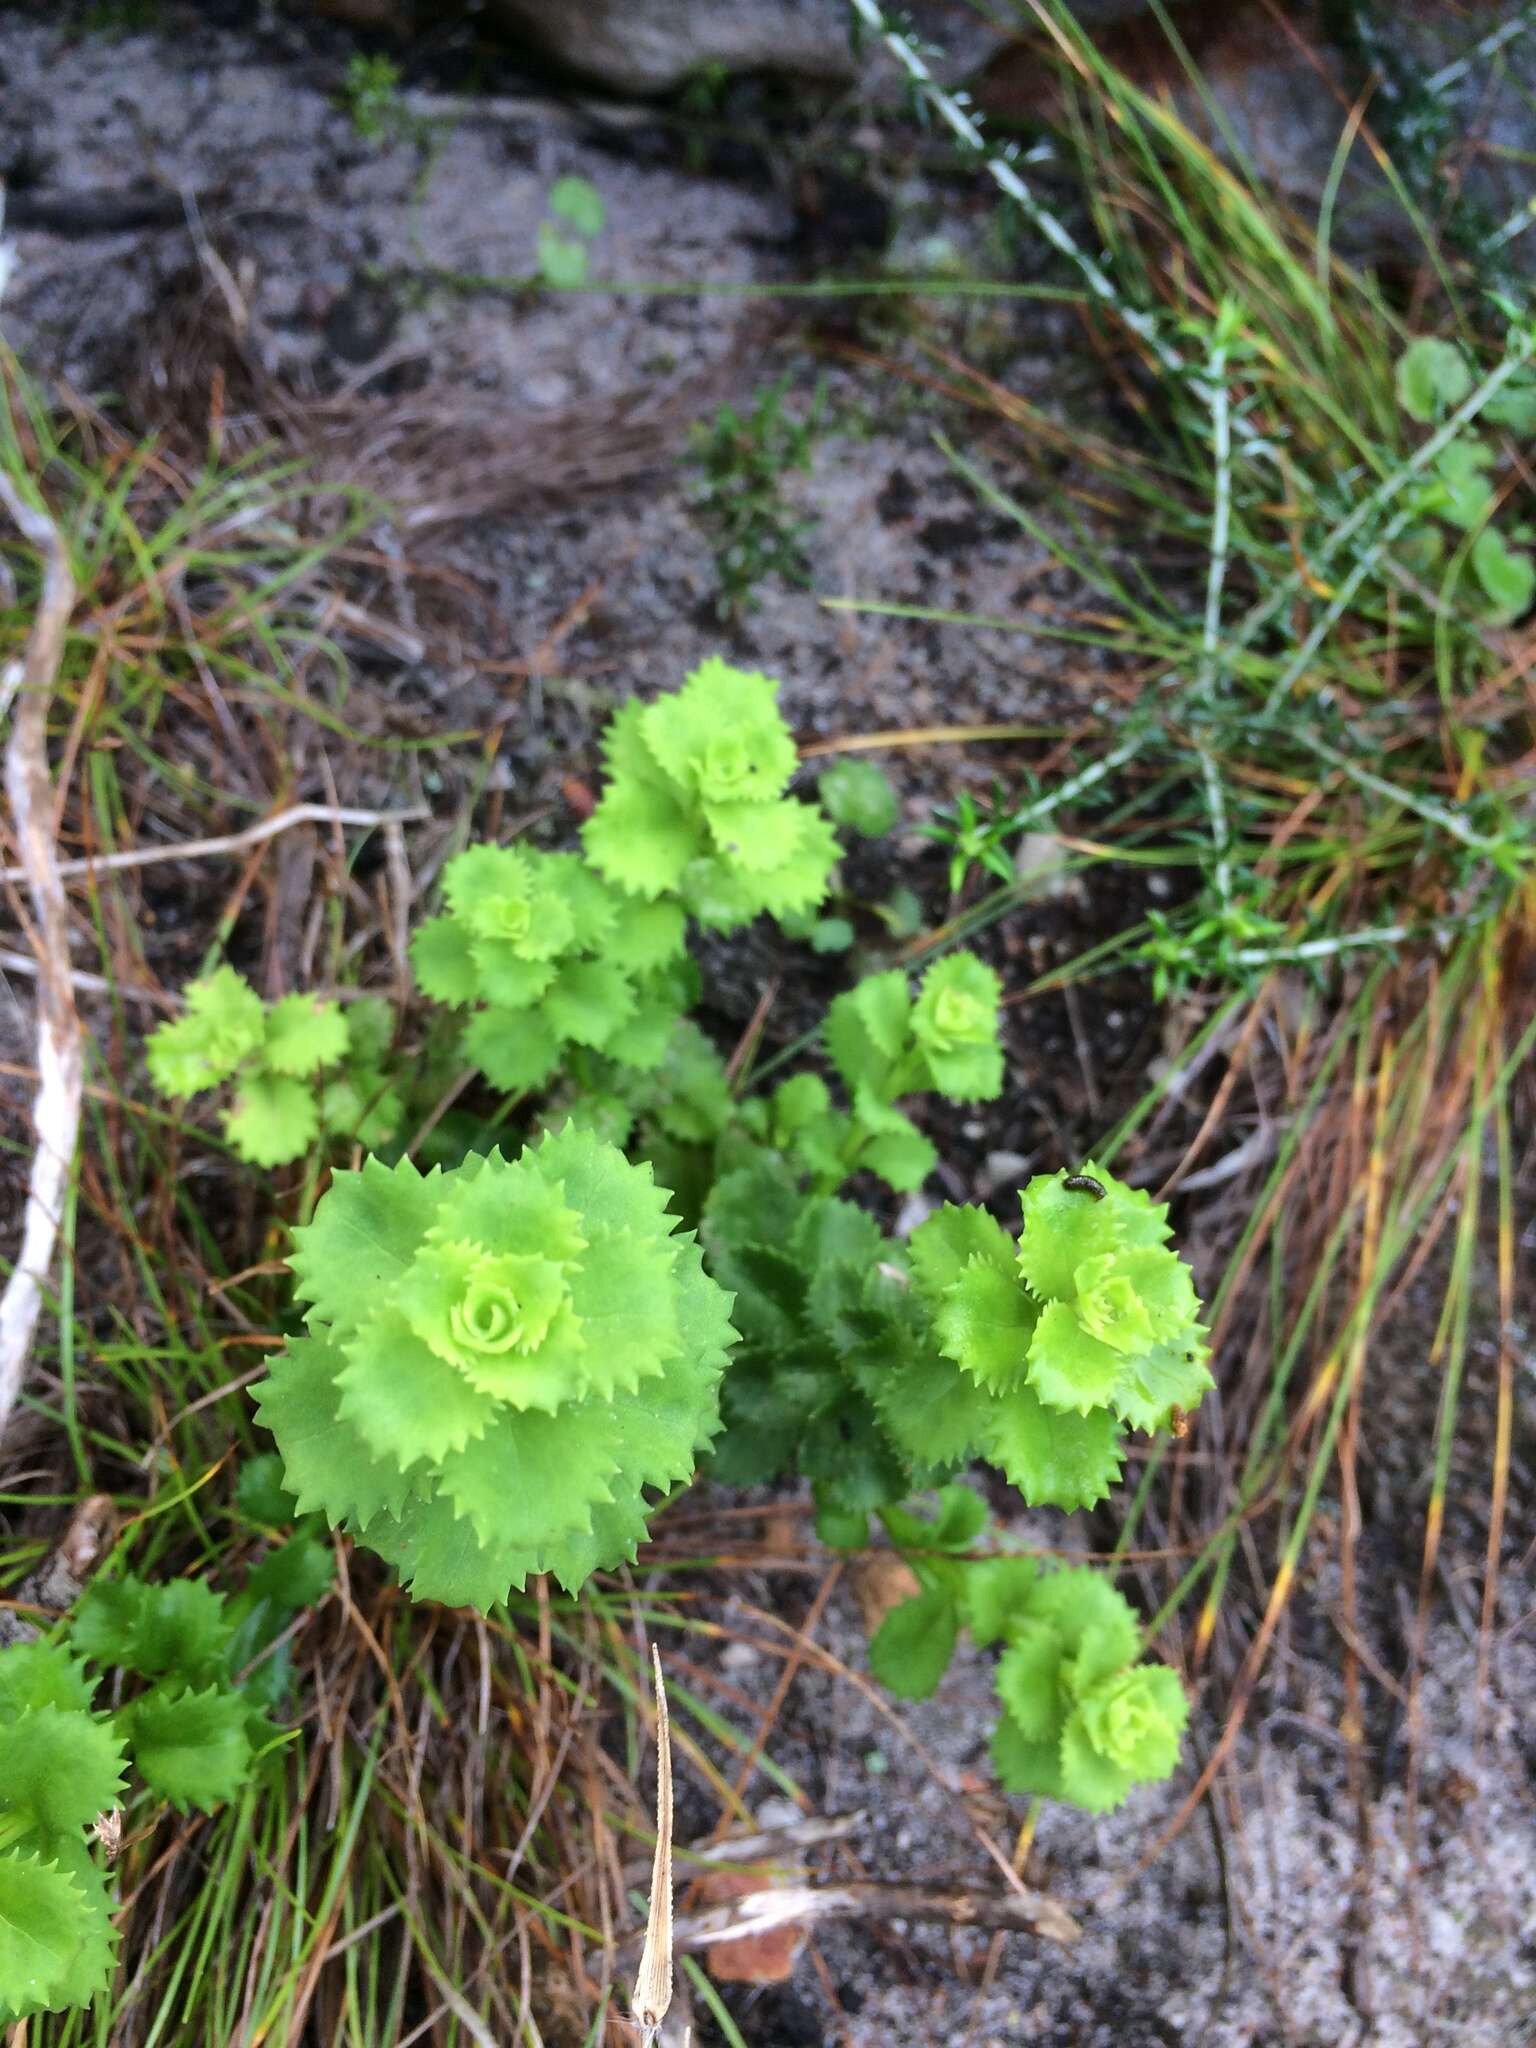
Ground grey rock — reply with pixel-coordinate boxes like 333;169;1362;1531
483;0;1009;94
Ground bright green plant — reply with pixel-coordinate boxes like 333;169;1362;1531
254;1127;736;1608
146;968;399;1166
70;1534;331;1813
582;659;839;930
537;176;606;288
907;1163;1211;1510
411;842;689;1093
866;1496;1189;1812
0;1641;123;2023
702;1165;956;1539
776;951;1004;1191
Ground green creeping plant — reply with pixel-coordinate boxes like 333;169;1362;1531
1394;333;1536;625
411;841;692;1093
146;969;401;1166
701;1164;956;1539
907;1161;1213;1510
582;658;840;930
865;1492;1190;1813
741;952;1006;1196
0;1641;124;2022
70;1538;333;1815
253;1127;737;1609
701;1153;1193;1539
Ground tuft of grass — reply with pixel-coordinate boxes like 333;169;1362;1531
839;0;1536;1868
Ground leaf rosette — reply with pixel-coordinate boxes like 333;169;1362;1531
980;1566;1189;1810
908;1164;1212;1512
255;1127;737;1607
412;843;689;1092
582;659;838;930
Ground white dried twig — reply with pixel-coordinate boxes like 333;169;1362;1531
0;467;81;1446
632;1643;674;2044
0;799;428;885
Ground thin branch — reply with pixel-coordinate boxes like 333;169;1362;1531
0;800;429;885
0;468;81;1445
661;1875;1082;1953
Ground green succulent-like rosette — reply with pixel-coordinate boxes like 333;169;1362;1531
582;659;838;931
254;1127;736;1607
981;1567;1189;1811
906;1163;1213;1513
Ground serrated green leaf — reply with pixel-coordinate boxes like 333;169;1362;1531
1015;1173;1130;1301
411;915;481;1004
984;1390;1124;1511
0;1707;126;1838
253;1332;419;1530
907;1203;1015;1300
868;1337;996;1468
1113;1337;1214;1435
1025;1567;1141;1681
1058;1711;1134;1811
72;1577;230;1686
962;1555;1039;1647
995;1621;1067;1740
825;970;911;1090
862;1119;937;1192
642;659;797;802
125;1684;253;1812
223;1072;318;1167
0;1851;94;2020
911;953;1003;1101
289;1152;439;1327
1026;1299;1127;1413
868;1587;960;1701
990;1712;1064;1800
336;1309;497;1468
0;1643;97;1723
462;1006;561;1093
145;966;265;1098
1075;1664;1187;1784
263;995;349;1077
583;777;697;897
468;942;557;1011
540;959;637;1048
935;1257;1039;1392
234;1453;300;1528
601;898;687;973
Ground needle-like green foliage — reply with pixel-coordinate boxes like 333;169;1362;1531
146;968;400;1165
908;1163;1212;1510
411;843;689;1092
0;1641;123;2022
254;1127;737;1606
582;659;839;929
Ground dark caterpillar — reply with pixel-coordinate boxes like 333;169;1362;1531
1062;1173;1105;1200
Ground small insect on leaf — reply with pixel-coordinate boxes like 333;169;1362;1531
1062;1174;1106;1201
632;1643;674;2044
